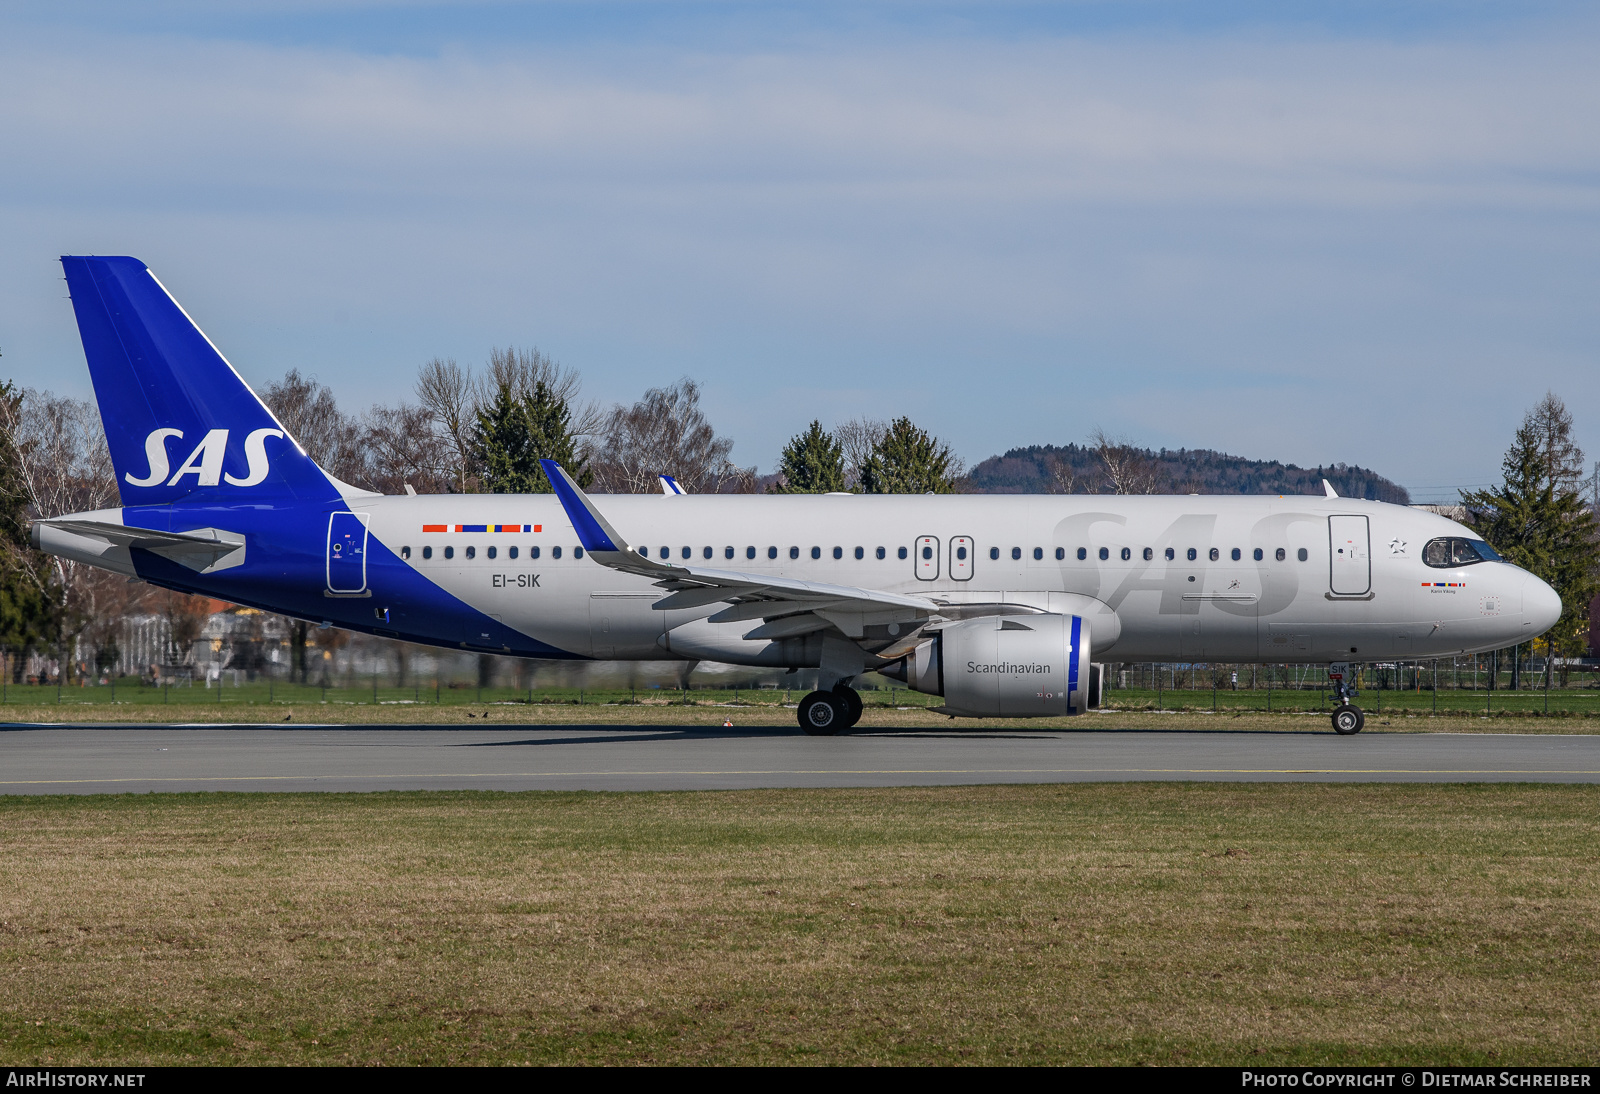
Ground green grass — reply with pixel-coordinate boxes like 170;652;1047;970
2;785;1598;1065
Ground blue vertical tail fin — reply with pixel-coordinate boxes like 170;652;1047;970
60;255;343;507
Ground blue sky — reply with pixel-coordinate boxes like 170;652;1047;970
3;2;1598;499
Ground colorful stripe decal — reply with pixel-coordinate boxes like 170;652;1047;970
1421;582;1466;587
424;523;540;533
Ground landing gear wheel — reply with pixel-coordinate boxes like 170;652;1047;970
1332;704;1365;735
798;691;845;736
833;685;864;728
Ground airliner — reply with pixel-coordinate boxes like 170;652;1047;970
33;256;1561;735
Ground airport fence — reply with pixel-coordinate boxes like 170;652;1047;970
2;645;1594;716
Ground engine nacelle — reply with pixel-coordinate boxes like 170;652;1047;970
884;614;1093;717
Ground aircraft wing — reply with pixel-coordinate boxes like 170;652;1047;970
540;460;942;635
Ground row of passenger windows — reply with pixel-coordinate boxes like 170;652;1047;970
399;542;1313;564
399;545;582;561
1066;546;1309;563
640;545;912;561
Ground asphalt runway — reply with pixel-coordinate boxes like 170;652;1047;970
2;723;1599;793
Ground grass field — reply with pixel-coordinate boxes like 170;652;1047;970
2;784;1597;1065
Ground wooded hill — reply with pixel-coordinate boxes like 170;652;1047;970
967;443;1410;503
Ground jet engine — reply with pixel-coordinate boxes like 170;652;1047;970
881;614;1095;717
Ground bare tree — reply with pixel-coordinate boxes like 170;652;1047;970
485;346;602;439
1091;428;1164;494
1043;453;1078;495
414;357;476;491
261;370;365;486
360;403;453;495
835;417;887;492
588;378;754;493
2;391;117;518
0;391;120;680
1527;392;1585;492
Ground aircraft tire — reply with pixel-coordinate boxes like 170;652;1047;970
833;685;864;728
798;691;845;736
1331;704;1365;735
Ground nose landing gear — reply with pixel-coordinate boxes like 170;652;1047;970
797;683;865;736
1328;664;1364;735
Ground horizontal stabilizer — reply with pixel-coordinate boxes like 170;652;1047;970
33;517;246;574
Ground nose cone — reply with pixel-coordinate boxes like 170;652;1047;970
1523;574;1562;637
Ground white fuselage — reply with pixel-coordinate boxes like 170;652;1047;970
355;491;1555;664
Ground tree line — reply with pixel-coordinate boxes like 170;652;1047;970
0;353;1594;677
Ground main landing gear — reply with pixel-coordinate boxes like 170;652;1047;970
798;684;864;736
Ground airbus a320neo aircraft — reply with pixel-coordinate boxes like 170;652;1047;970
34;257;1562;736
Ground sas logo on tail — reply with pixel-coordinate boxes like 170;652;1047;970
126;428;285;488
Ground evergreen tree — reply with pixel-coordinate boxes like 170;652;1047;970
1463;394;1599;655
471;380;590;494
858;417;959;494
0;383;57;663
774;420;846;493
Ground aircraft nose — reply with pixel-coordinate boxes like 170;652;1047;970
1523;573;1562;637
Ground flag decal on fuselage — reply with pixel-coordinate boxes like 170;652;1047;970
421;524;538;533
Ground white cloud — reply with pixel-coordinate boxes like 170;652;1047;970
2;20;1598;484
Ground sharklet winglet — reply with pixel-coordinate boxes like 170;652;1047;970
539;460;624;553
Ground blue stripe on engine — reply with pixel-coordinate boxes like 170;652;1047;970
1067;615;1081;714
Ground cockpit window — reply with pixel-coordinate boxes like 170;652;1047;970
1422;537;1500;568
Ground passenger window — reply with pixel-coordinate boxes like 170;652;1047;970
1077;547;1087;560
510;546;518;560
1297;548;1308;562
1056;547;1065;560
1143;547;1153;561
922;546;933;560
1275;548;1285;561
1253;548;1262;561
531;546;540;559
487;546;497;560
682;546;691;559
1209;548;1219;561
1098;547;1109;561
575;547;584;559
422;546;433;560
401;546;411;560
992;547;1002;560
466;546;476;560
832;547;842;559
703;547;713;560
855;547;865;560
553;546;562;559
660;547;670;559
725;547;734;559
444;546;454;559
747;546;756;559
876;547;886;559
790;546;800;559
898;546;908;560
1034;547;1044;561
957;546;967;560
1011;547;1022;560
769;547;778;559
811;546;822;559
1120;547;1131;561
1186;548;1197;561
1165;548;1175;561
1230;548;1240;561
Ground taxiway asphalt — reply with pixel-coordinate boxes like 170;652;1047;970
2;722;1599;793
